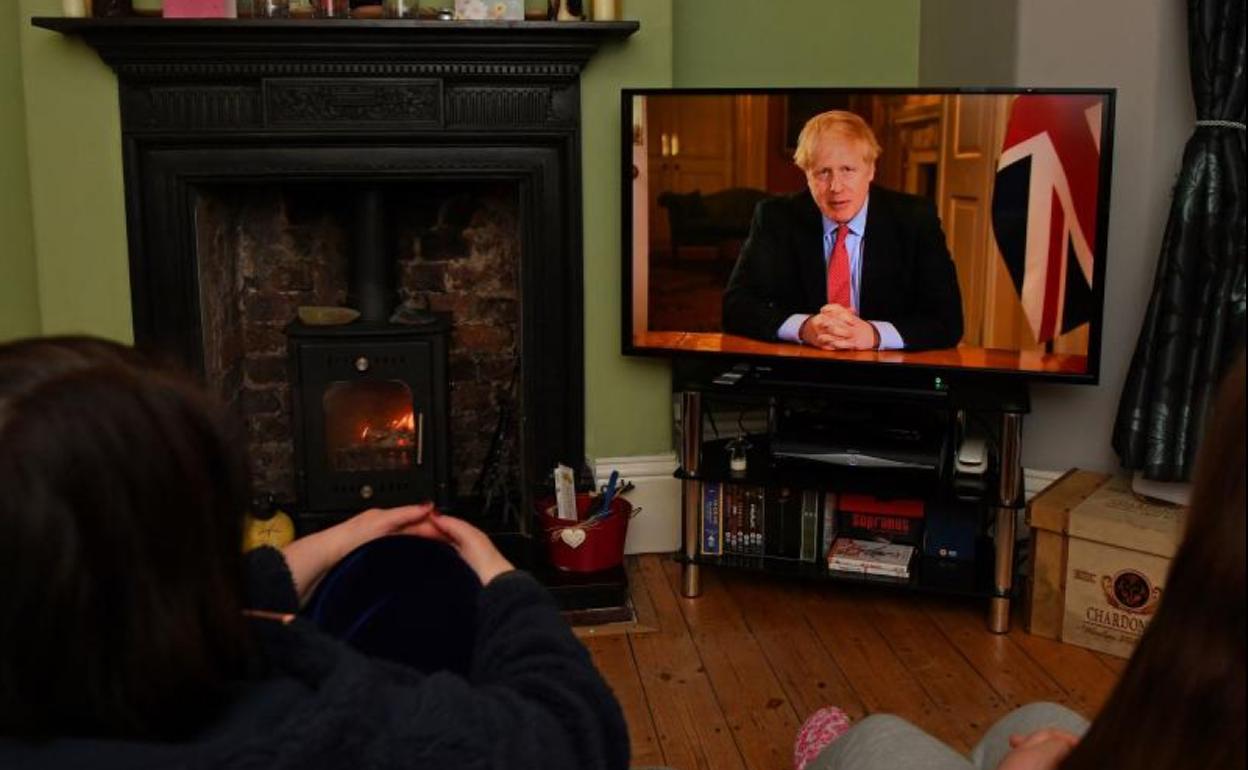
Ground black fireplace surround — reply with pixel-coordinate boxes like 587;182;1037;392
36;18;639;529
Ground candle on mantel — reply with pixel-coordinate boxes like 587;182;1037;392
591;0;617;20
62;0;87;16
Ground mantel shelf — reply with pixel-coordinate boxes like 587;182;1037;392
31;17;639;68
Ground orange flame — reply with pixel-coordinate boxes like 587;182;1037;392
357;411;417;444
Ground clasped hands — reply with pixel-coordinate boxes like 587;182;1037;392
798;304;880;351
282;503;515;605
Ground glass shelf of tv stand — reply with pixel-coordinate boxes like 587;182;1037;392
680;435;954;502
676;538;1002;600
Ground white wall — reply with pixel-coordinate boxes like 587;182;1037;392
921;0;1193;474
919;0;1017;86
1015;0;1192;474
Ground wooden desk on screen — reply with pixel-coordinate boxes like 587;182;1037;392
635;331;1087;375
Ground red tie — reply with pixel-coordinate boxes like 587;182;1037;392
826;225;852;309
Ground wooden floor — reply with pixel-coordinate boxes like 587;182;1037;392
585;555;1125;770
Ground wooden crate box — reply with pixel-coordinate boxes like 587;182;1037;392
1026;470;1186;658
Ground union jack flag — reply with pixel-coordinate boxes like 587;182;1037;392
991;94;1104;344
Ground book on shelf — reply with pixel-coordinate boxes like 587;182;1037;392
820;491;838;558
764;486;801;559
838;493;926;546
701;482;722;556
725;484;743;554
704;481;835;561
827;537;915;578
799;489;820;562
744;485;765;555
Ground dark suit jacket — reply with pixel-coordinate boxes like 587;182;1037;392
722;186;964;351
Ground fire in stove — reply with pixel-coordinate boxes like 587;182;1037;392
335;409;423;472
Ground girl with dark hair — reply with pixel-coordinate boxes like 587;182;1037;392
0;336;629;770
793;353;1246;770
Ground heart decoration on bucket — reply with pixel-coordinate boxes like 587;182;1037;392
559;528;588;549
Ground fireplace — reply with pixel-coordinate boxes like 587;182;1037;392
37;18;639;537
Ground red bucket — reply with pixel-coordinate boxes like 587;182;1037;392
535;493;632;573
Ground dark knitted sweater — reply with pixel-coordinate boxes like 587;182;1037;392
0;548;630;770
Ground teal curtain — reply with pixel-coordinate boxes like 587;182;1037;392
1113;0;1246;481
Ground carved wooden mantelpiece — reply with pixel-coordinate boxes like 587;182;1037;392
33;18;636;134
34;17;638;513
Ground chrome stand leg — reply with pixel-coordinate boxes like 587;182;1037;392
680;391;703;598
990;412;1024;634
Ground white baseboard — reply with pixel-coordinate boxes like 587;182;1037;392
1024;467;1064;501
591;453;681;555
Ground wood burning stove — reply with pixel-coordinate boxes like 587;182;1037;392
287;187;451;518
287;319;450;514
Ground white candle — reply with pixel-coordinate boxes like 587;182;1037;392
591;0;617;20
62;0;87;16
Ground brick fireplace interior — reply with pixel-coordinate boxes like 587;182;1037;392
196;182;523;516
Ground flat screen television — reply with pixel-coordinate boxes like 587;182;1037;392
621;88;1115;386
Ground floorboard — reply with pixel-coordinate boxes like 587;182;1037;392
627;555;746;770
720;571;867;723
921;598;1071;712
867;594;1010;749
587;555;1123;769
659;559;801;770
585;634;665;767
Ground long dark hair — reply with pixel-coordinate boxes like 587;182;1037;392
1062;354;1246;769
0;336;253;739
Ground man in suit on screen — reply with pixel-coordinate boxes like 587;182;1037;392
722;110;964;351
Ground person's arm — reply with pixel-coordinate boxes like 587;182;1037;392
883;198;964;350
280;503;441;607
723;199;800;341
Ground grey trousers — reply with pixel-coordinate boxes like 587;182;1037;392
807;702;1090;770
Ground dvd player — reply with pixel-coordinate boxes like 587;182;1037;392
771;439;938;469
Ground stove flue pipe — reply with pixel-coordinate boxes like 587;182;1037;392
351;186;393;323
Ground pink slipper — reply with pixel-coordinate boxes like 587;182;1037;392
794;706;853;770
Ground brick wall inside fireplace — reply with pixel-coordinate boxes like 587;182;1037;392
196;181;522;507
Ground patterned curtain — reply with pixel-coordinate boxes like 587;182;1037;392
1112;0;1246;482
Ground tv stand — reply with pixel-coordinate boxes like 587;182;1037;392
673;361;1028;633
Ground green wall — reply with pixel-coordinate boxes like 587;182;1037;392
10;0;921;457
19;0;132;342
1;2;40;341
673;0;921;87
581;0;675;459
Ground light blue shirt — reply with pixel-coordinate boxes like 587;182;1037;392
777;197;905;350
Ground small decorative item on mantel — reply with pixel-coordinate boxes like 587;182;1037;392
590;0;616;20
61;0;88;17
308;0;349;17
453;0;522;20
164;0;236;17
549;0;582;20
350;0;384;18
238;0;290;16
382;0;417;18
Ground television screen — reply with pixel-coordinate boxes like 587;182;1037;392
622;88;1115;383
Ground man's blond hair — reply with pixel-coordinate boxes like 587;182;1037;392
793;110;882;171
